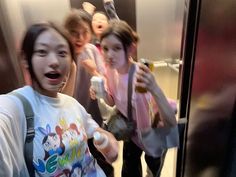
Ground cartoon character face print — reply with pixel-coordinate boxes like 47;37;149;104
43;133;60;152
56;119;86;148
54;168;70;177
81;157;97;177
69;161;82;177
38;124;65;160
62;128;78;146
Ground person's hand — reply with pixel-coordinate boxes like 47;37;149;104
103;0;114;3
135;63;158;94
82;2;96;15
90;86;97;100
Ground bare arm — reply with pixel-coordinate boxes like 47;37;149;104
103;0;120;20
135;63;177;127
81;59;102;77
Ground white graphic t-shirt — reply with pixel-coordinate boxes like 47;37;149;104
0;86;106;177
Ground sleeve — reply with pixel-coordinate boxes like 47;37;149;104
0;96;27;177
77;49;90;62
91;45;106;75
78;103;99;138
103;0;120;20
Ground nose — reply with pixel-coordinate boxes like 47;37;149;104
106;49;113;57
75;33;84;41
105;49;114;62
48;52;59;68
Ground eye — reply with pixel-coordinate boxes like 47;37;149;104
44;142;50;148
102;46;108;52
113;46;122;52
58;50;68;57
34;49;48;57
84;29;90;35
70;31;79;37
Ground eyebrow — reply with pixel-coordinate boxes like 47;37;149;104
35;43;68;48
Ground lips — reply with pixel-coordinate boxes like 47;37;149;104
75;42;83;48
45;71;62;84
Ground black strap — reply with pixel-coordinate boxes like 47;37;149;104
127;64;135;120
9;92;35;177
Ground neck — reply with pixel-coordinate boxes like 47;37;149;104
117;60;133;74
32;81;58;98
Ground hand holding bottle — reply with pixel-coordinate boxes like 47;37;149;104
93;131;118;163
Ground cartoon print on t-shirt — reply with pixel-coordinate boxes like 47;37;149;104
33;124;65;174
69;161;82;177
53;168;70;177
33;118;96;176
69;155;97;177
55;118;88;164
38;124;65;160
56;118;87;149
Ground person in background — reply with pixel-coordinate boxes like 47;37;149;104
91;11;109;51
62;9;115;177
82;0;118;52
90;19;177;177
0;22;118;177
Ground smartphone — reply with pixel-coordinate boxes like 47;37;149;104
135;58;154;93
140;58;154;71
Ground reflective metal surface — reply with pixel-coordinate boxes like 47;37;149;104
137;0;185;61
179;0;236;176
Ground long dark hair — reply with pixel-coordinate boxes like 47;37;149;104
21;22;75;79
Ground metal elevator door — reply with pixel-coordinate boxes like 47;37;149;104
0;26;23;93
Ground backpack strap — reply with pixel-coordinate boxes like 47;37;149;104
127;63;135;120
9;92;35;177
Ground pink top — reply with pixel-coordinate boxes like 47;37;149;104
105;64;155;148
105;63;177;149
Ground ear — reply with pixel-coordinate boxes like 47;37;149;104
128;43;136;57
20;52;29;69
19;52;33;85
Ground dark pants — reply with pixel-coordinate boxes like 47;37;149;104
88;139;114;177
122;140;166;177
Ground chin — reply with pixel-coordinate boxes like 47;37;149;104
44;84;62;93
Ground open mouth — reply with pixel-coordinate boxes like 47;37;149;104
98;25;102;29
45;72;61;79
